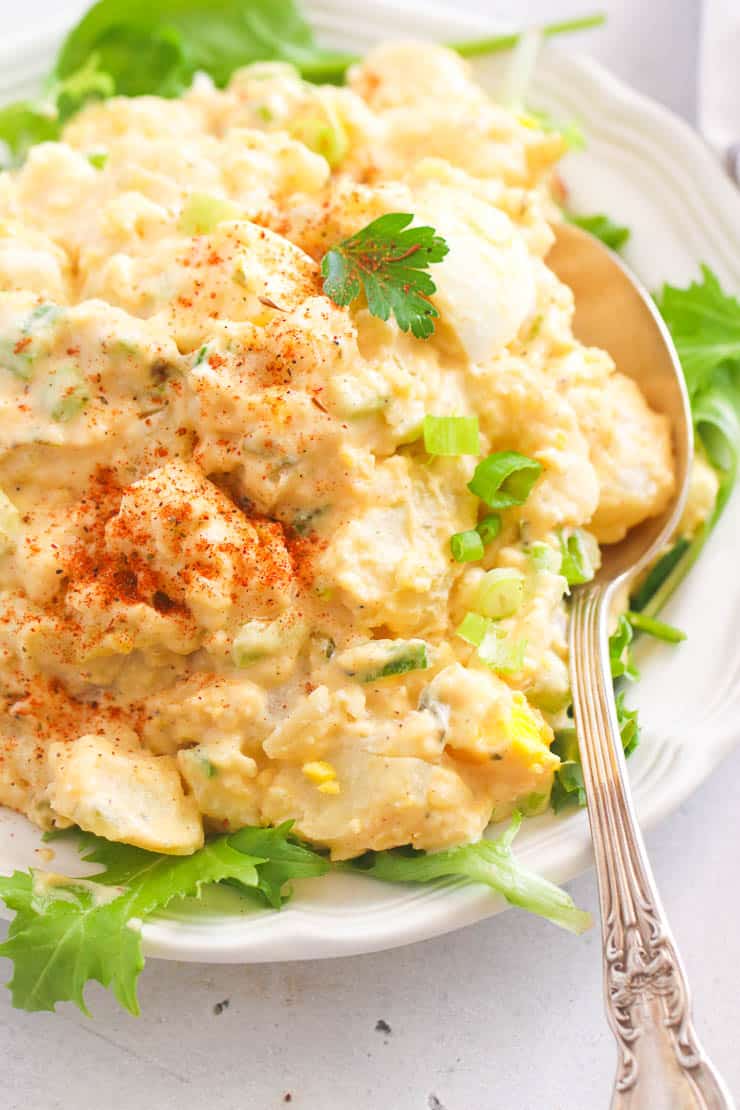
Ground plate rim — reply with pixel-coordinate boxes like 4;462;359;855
0;0;739;964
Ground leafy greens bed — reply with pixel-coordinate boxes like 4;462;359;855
0;0;738;1017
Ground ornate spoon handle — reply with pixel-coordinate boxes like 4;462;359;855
569;585;735;1109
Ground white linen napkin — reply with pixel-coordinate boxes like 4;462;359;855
699;0;740;181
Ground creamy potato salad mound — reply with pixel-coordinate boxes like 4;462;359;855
0;43;674;860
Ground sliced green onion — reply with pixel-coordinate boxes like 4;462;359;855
479;628;527;675
423;415;480;457
456;611;489;647
629;537;690;613
626;610;686;644
474;568;526;620
87;151;108;170
528;542;561;574
559;528;597;586
450;529;485;563
457;613;526;675
467;451;542;509
178;193;241;236
477;513;501;545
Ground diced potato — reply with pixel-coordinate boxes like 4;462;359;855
105;460;294;631
261;748;492;860
47;734;203;854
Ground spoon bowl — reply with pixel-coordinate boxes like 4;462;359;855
548;222;693;583
546;222;734;1109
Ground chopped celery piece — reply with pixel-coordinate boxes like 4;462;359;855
178;193;241;236
336;639;429;683
47;364;89;422
423;415;480;456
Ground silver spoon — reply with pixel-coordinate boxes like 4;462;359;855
547;223;735;1109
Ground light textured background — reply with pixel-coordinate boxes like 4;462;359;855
2;2;738;1109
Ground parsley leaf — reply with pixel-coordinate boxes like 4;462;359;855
346;812;591;934
321;213;449;339
0;823;328;1015
567;212;631;251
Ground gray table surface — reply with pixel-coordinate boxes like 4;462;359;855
3;2;738;1108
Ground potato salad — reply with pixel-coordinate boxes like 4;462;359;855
0;43;675;860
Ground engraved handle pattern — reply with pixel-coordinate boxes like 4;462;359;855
570;585;735;1109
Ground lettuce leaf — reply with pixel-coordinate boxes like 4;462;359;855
638;268;740;617
567;212;630;251
56;0;346;96
0;823;328;1015
0;2;605;164
346;812;591;935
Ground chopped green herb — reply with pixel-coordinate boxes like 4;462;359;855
0;303;63;380
625;610;686;644
528;541;561;574
474;568;526;620
615;691;640;758
87;150;108;169
550;728;584;812
629;537;690;614
456;611;489;647
609;614;639;681
476;513;502;545
423;414;480;456
336;639;430;683
321;213;449;339
47;365;90;422
467;451;542;510
558;528;597;586
450;529;485;563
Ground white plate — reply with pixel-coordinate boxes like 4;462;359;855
1;0;740;963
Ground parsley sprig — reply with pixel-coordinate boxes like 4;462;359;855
321;213;449;339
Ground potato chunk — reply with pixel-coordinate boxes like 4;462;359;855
47;734;203;854
105;460;294;630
